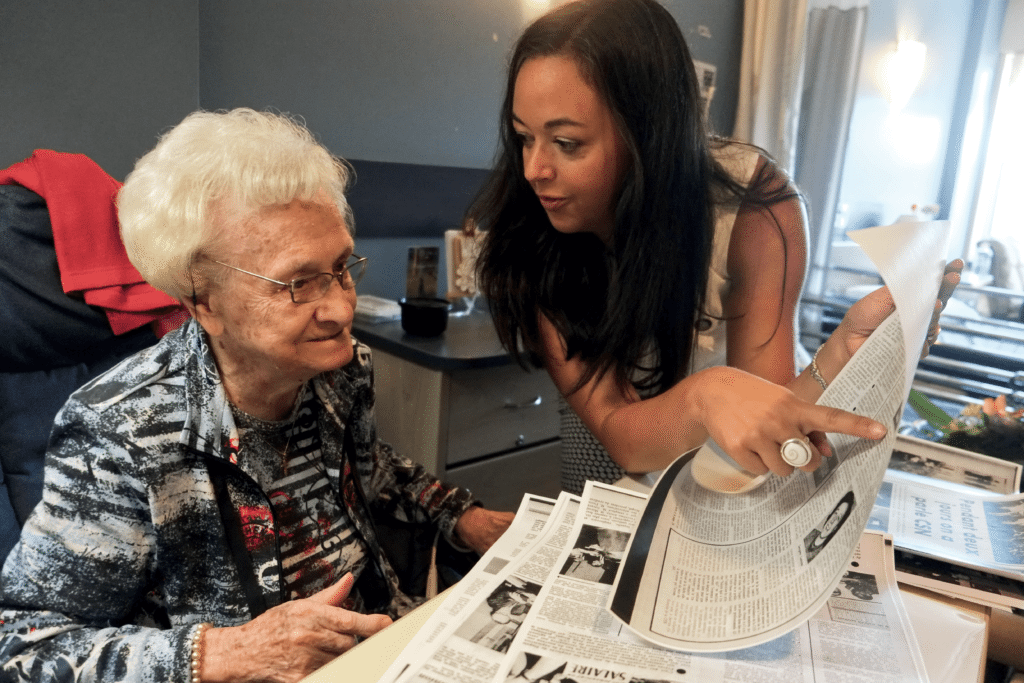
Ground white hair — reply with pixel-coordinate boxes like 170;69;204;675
117;108;353;300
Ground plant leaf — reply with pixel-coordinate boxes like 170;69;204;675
907;389;955;432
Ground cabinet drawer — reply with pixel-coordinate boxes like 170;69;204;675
446;364;560;464
444;440;563;512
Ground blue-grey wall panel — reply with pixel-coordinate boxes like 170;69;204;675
199;1;520;169
664;0;744;137
346;159;490;237
0;1;200;181
199;0;743;169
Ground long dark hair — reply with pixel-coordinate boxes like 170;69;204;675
473;0;795;397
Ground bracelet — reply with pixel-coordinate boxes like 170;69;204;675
190;622;210;683
810;344;829;391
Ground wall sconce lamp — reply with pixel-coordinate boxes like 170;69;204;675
880;39;927;112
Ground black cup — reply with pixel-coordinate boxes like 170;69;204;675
399;297;450;337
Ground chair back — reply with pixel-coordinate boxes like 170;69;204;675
0;185;155;564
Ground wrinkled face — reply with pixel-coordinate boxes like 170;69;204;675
512;55;629;245
202;194;357;389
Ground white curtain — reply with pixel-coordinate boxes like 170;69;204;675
732;0;809;174
1002;0;1024;53
733;0;869;314
794;4;869;300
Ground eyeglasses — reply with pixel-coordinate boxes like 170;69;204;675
213;254;368;304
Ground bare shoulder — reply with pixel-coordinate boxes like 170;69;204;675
730;155;808;263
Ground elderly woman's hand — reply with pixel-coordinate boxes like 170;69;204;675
199;573;391;683
454;506;515;555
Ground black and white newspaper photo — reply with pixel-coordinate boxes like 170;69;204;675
381;493;582;683
888;434;1022;495
379;493;561;683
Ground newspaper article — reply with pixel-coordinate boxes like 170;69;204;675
879;435;1024;608
869;468;1024;583
387;484;928;683
381;492;582;683
606;221;951;651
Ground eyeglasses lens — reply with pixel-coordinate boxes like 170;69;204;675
290;257;367;303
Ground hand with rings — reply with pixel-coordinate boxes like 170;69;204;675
694;365;886;478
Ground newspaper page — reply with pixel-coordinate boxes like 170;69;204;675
607;221;951;651
869;469;1024;583
385;492;583;683
893;547;1024;611
881;435;1024;608
302;494;559;683
379;493;562;683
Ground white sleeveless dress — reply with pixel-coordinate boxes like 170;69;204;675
560;145;761;494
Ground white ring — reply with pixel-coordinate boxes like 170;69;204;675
780;437;813;467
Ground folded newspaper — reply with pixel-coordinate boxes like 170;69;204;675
870;438;1024;608
607;221;951;651
879;434;1024;609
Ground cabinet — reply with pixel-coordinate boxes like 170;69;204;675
355;312;563;512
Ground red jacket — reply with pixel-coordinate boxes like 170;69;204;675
0;149;186;336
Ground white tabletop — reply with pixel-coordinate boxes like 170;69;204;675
299;590;449;683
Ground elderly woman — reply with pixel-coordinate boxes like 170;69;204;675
0;109;513;683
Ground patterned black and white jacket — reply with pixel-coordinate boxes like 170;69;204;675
0;319;476;683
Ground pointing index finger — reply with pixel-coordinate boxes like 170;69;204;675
805;404;886;442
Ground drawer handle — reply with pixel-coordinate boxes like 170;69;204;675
503;395;543;410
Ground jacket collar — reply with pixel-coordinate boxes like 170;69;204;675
179;318;242;465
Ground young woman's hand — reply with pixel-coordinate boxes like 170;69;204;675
922;259;964;358
833;259;963;362
690;366;887;477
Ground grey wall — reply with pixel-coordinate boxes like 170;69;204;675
200;1;518;168
199;0;744;169
1;1;742;177
1;0;743;299
664;0;744;138
0;1;200;181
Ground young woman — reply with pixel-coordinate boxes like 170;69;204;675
472;0;961;494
